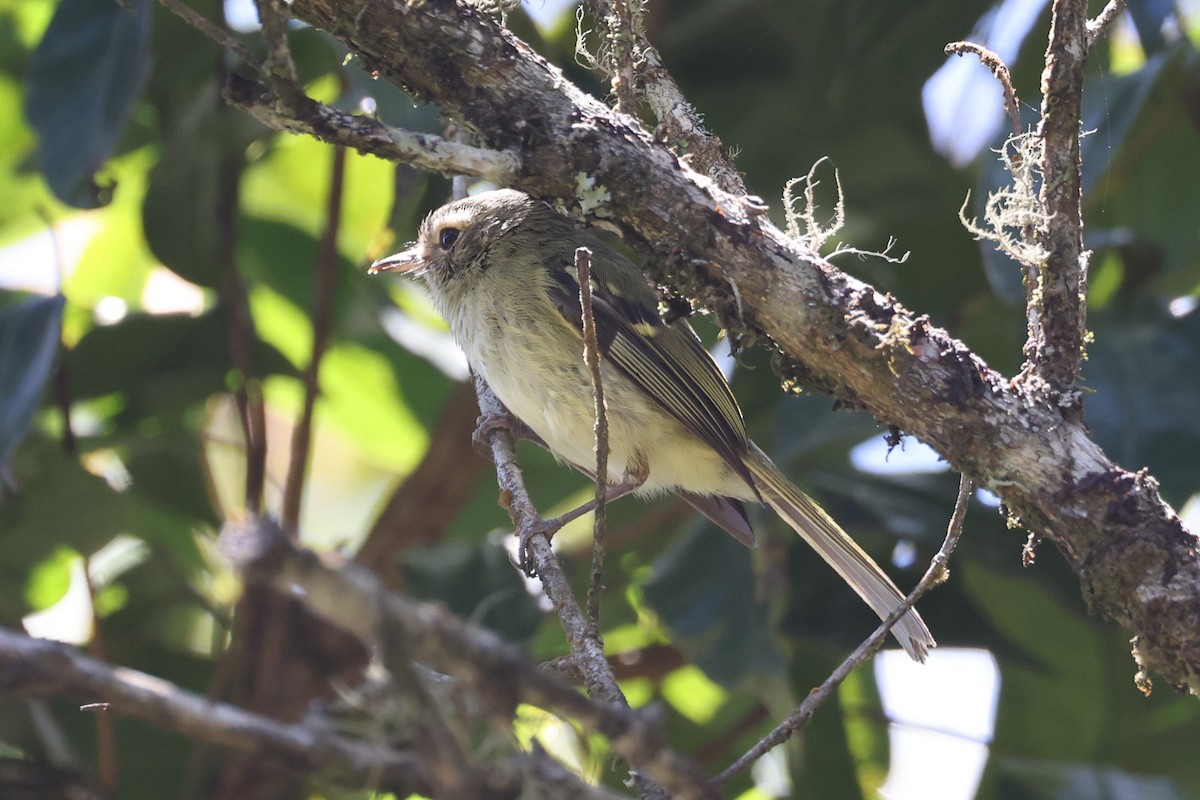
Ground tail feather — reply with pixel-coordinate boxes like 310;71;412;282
747;444;935;662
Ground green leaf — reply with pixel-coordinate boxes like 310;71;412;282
24;545;77;611
403;541;543;642
0;439;138;621
644;524;784;686
141;128;225;288
993;760;1188;800
0;293;64;468
964;561;1106;761
23;0;150;207
1083;304;1200;504
66;309;294;416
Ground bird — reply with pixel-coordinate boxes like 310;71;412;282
371;189;934;661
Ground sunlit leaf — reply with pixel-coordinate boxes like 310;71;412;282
644;525;783;686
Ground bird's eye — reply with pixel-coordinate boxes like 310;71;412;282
438;227;461;250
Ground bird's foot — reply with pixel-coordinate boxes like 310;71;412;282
472;411;536;459
516;469;647;577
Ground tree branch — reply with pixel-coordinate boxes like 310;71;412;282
282;145;345;531
714;475;971;784
1025;0;1089;412
583;0;746;194
0;627;429;794
223;74;519;181
218;514;717;799
219;0;1200;695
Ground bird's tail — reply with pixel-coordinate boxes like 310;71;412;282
746;444;935;662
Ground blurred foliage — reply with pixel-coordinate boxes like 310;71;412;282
0;0;1198;798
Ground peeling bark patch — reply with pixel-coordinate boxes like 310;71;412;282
844;286;895;331
1104;471;1144;527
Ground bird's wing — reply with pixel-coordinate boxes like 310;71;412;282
546;249;757;494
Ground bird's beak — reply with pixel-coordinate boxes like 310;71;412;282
369;245;423;275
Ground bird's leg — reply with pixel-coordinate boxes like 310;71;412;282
517;466;647;576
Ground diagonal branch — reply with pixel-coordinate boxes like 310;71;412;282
0;627;429;794
265;0;1200;695
714;475;972;784
219;513;716;800
583;0;746;194
224;74;519;181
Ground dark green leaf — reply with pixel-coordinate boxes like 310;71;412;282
141;129;225;288
0;293;64;468
66;309;295;419
644;524;783;686
403;541;543;642
1083;303;1200;504
24;0;151;207
993;760;1188;800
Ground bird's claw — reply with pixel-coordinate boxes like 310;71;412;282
516;519;556;577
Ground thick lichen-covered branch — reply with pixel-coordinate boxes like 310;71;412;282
265;0;1200;694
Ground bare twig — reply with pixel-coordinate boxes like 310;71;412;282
583;0;639;115
224;74;519;182
219;514;716;800
714;475;973;785
945;40;1023;137
1025;0;1089;414
1087;0;1128;47
473;378;695;799
282;146;346;531
0;628;430;794
82;564;117;792
155;0;258;65
575;246;610;628
582;0;745;194
253;0;299;89
215;137;266;515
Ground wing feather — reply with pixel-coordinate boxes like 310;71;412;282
546;252;757;494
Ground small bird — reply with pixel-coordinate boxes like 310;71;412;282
372;189;934;661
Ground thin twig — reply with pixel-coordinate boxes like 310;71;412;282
82;563;117;792
215;129;266;514
945;40;1023;137
582;0;745;195
0;627;430;794
1086;0;1128;47
253;0;299;89
713;475;973;786
282;146;346;531
1025;0;1089;414
155;0;258;65
471;379;690;800
576;246;610;628
224;74;519;182
219;514;716;800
